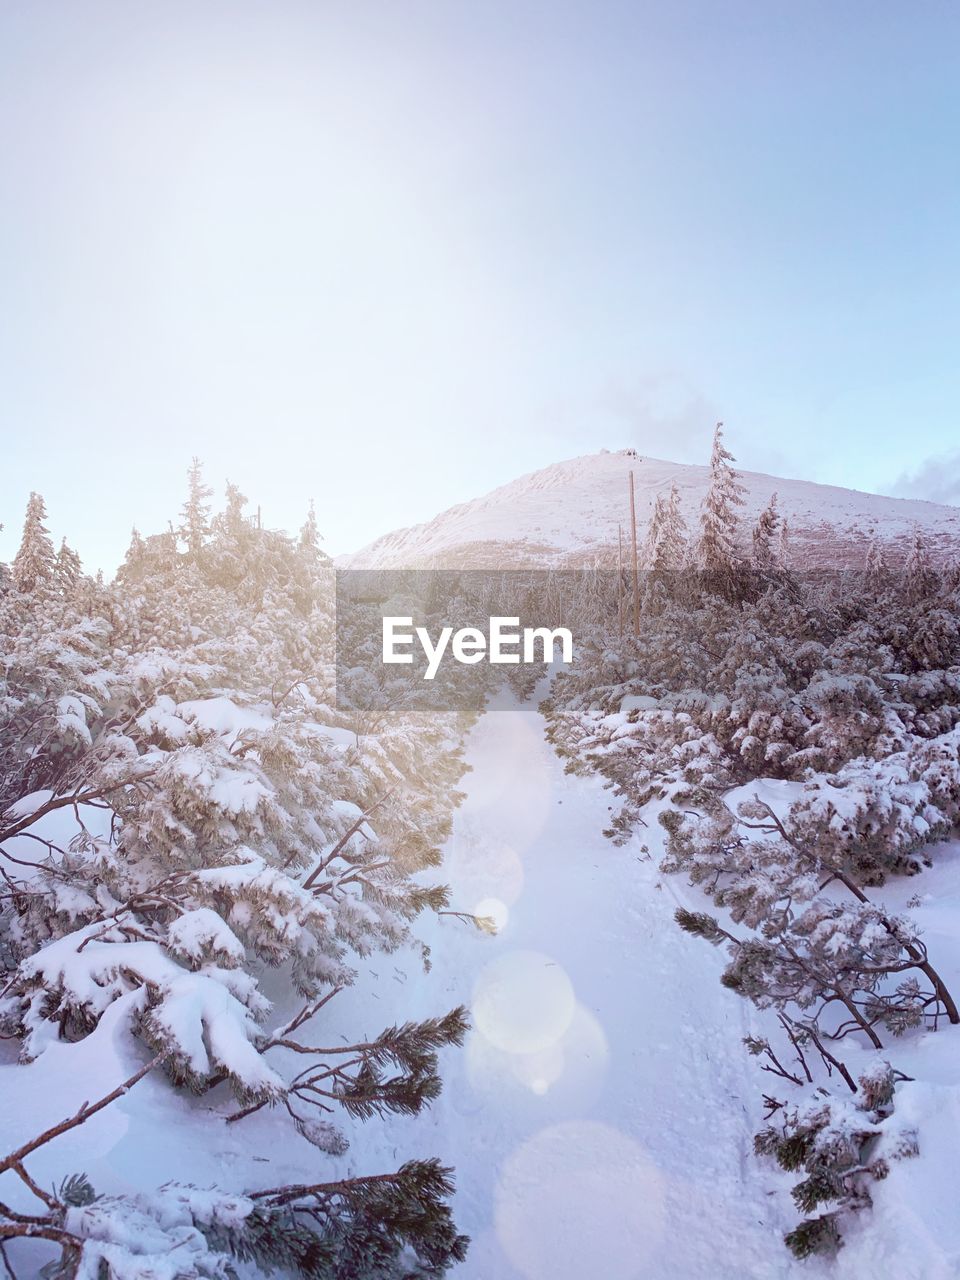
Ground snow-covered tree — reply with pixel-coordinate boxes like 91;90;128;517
0;1054;469;1277
12;491;56;596
905;525;935;602
220;480;249;540
865;529;887;592
751;492;781;575
643;483;688;575
778;515;791;572
697;423;745;596
180;457;214;557
540;516;960;1262
54;536;83;593
299;499;321;554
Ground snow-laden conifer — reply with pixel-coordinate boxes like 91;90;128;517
697;422;745;595
12;491;57;596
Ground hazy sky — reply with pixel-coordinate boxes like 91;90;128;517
2;1;959;572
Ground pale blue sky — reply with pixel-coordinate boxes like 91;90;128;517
1;1;958;571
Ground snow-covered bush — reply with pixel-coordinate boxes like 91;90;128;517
0;1054;468;1278
0;473;478;1276
755;1062;917;1258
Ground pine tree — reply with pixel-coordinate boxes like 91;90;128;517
221;481;248;539
128;526;146;565
12;491;56;595
778;516;791;571
179;457;213;558
697;423;745;596
905;526;935;602
642;485;689;615
642;493;668;569
662;484;689;568
0;1068;470;1278
865;529;886;592
755;1062;916;1259
299;499;320;554
751;492;781;575
54;536;83;592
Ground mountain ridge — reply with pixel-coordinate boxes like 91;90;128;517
340;448;960;570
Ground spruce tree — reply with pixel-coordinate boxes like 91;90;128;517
865;529;887;592
662;484;689;568
642;492;668;569
905;525;935;602
778;516;791;571
697;423;745;596
179;457;213;558
12;491;56;595
299;499;321;554
221;481;248;539
54;536;83;592
751;492;780;575
642;484;689;611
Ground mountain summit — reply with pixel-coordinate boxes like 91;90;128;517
342;448;960;569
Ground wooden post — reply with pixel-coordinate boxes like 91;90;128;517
617;523;624;638
629;471;640;637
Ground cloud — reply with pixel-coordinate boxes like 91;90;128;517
889;451;960;506
598;372;720;462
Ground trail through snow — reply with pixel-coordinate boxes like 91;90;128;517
378;689;805;1280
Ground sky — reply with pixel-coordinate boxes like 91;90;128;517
1;1;959;573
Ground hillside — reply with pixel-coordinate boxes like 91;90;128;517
341;448;960;569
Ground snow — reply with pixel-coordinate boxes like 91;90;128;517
0;792;114;875
178;696;274;737
314;723;360;749
166;908;246;966
618;693;659;715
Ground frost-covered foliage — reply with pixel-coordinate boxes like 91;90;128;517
697;422;746;597
0;1077;468;1280
755;1062;917;1258
50;1160;468;1280
539;430;960;1260
672;831;957;1047
0;473;476;1276
545;562;960;877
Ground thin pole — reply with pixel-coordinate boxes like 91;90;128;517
617;523;624;638
629;471;640;637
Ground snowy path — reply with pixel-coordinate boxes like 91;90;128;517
382;689;802;1280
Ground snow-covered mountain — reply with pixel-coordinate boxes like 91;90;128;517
342;448;960;569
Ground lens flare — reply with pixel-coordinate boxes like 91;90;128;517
473;950;575;1055
448;827;525;909
474;896;510;931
